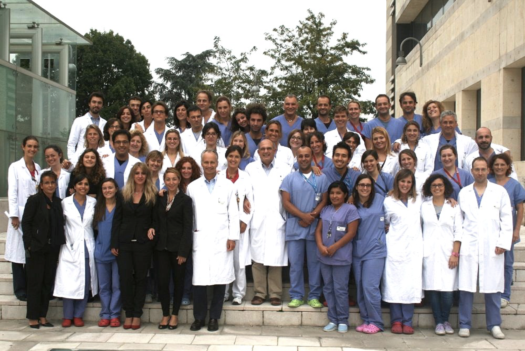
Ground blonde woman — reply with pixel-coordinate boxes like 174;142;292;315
162;129;184;173
111;163;157;330
371;127;397;176
229;131;255;170
129;130;149;162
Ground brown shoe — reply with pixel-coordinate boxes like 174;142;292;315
251;296;264;305
270;298;282;306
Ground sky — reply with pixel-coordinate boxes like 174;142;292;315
34;0;386;107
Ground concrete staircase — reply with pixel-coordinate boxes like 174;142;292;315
0;227;523;329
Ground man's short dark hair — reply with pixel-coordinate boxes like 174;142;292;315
246;103;267;122
112;129;131;143
129;96;142;103
89;92;105;104
333;141;352;159
318;95;331;105
196;90;213;102
399;91;418;104
375;94;390;105
187;105;202;115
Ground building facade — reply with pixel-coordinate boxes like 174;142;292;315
387;0;525;177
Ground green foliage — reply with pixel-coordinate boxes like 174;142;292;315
76;29;153;118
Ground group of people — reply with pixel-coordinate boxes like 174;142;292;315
6;90;523;339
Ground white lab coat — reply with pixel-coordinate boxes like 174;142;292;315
42;168;70;199
190;143;228;172
102;154;141;185
6;159;41;264
67;113;107;159
458;182;513;293
144;125;167;153
462;143;518;180
382;195;423;303
254;145;294;170
187;176;240;285
324;129;365;158
349;148;364;171
395;142;433;176
54;196;98;299
245;162;290;266
218;170;253;268
160;153;182;175
379;154;398;177
70;144;111;169
421;132;478;171
131;120;152;133
181;129;205;156
421;200;463;291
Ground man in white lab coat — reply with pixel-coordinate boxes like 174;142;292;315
421;110;477;171
245;140;290;306
457;157;513;339
143;101;169;152
186;150;240;332
67;92;107;159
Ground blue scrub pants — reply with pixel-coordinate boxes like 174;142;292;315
503;242;515;301
96;260;121;319
353;257;385;329
287;239;321;301
320;263;351;325
459;291;501;331
63;256;91;320
427;291;453;325
390;303;415;327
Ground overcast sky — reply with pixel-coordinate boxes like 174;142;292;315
34;0;386;105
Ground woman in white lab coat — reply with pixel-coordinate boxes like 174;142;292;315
6;135;41;301
383;169;423;335
396;121;433;176
371;127;397;176
161;129;184;173
42;145;70;199
421;174;462;335
54;173;98;328
397;150;428;194
219;146;254;304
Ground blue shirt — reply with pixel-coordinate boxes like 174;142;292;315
433;168;473;200
154;129;165;145
354;195;387;260
434;134;457;170
362;117;404;143
73;196;86;221
323;165;360;194
371;172;394;197
262;161;274;176
489;176;525;230
245;133;263;158
397;114;424;133
318;203;360;265
315;118;336;134
114;157;129;189
271;114;304;146
95;207;116;263
474;187;483;208
239;156;255;171
293;156;334;173
210;119;233;146
89;113;100;126
280;171;329;241
205;175;218;193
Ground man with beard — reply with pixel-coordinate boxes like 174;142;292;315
397;92;424;133
323;142;361;194
128;96;142;122
362;94;404;150
314;96;336;134
67;92;107;159
245;103;267;158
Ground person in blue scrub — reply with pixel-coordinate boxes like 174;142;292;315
93;178;122;328
396;92;424;133
271;95;304;146
245;103;267;158
432;145;473;200
488;154;525;308
351;174;386;334
211;96;233;146
323;142;360;194
314;96;336;134
229;131;255;170
301;119;318;137
281;146;329;309
315;181;359;333
307;132;333;171
362;94;404;149
421;100;461;136
361;150;394;197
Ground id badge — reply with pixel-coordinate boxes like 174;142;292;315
315;192;321;202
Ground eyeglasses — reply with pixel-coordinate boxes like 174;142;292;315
357;183;372;188
431;183;444;188
153;110;166;115
290;136;302;140
205;133;217;137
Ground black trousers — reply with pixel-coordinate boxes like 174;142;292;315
25;249;58;320
193;285;226;321
156;250;186;317
117;244;152;318
12;262;27;297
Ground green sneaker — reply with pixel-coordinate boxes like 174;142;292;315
288;299;304;308
308;299;323;308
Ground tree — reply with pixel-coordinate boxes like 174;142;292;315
76;30;153;119
263;10;375;118
154;49;215;111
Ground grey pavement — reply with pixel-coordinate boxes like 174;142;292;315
0;320;523;351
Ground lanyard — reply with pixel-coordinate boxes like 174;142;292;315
312;154;326;170
444;168;462;188
349;121;363;135
303;173;318;193
374;173;388;195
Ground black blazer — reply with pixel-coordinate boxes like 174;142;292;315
154;192;193;258
21;192;66;252
111;193;156;249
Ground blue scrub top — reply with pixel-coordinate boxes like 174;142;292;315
315;118;336;134
210;119;232;146
245;133;263;158
434;134;457;170
371;172;394;197
488;176;525;230
293;157;334;173
323;165;360;194
271;115;304;146
353;195;387;260
280;171;329;241
397;114;424;133
318;203;360;265
95;207;116;263
362;117;404;143
433;168;474;201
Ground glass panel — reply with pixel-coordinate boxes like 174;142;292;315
432;0;444;25
443;0;455;12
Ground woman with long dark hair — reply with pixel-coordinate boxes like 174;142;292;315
67;148;106;197
43;145;70;199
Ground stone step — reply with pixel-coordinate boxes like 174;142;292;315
0;296;523;330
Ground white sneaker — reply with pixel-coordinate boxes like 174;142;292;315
491;326;505;339
500;298;509;309
458;328;470;337
232;297;242;305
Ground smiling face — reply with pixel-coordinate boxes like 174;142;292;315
476;128;492;151
133;167;147;185
146;157;162;173
332;147;350;170
40;176;57;198
227;150;241;170
120;108;133;125
397;176;413;196
231;135;245;150
375;96;391;116
235;113;248;128
101;181;117;200
113;134;130;158
329;187;346;207
86;128;100;147
22;139;39;159
196;93;211;112
283;96;298;117
430;178;445;197
372;132;386;151
44;148;61;168
345;137;358;152
176;105;187;122
440;115;457;135
201;152;218;178
356;178;373;199
440;148;457;169
400;153;416;171
491;157;510;177
74;178;89;196
334;112;348;129
180;162;193;180
405;125;419;143
347;102;361;120
289;132;303;149
258;140;275;165
266;124;281;144
166;131;180;151
164;171;181;192
400;95;416;115
426;103;440;119
309;135;323;155
316;97;331;117
130;135;142;154
217;101;231;119
82;151;97;169
297;147;313;172
362;155;378;173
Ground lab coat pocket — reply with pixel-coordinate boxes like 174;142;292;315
59;245;76;264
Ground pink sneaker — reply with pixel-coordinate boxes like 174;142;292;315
356;323;368;332
363;323;381;334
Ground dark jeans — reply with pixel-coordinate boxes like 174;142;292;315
25;249;58;320
12;262;27;297
427;290;453;325
182;255;193;299
193;285;226;321
117;244;152;318
156;250;186;317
